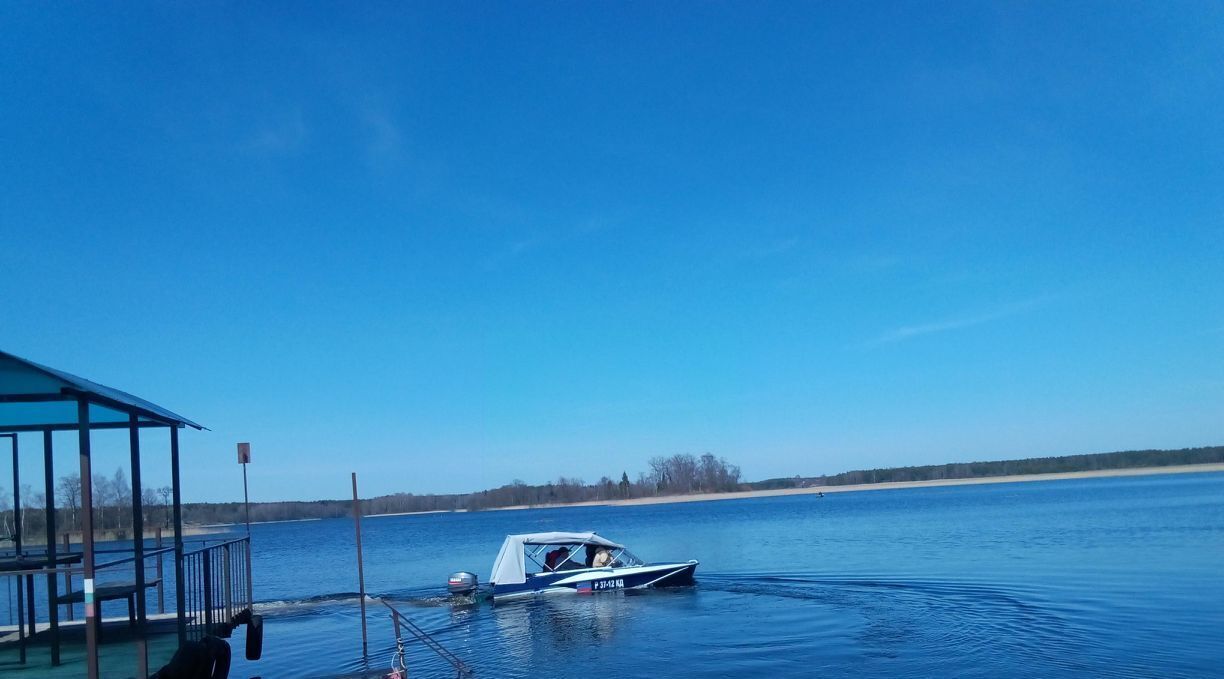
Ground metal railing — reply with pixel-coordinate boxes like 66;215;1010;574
381;599;474;678
182;536;252;641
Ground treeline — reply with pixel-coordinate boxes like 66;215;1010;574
0;467;176;540
749;446;1224;490
174;453;743;525
6;447;1217;533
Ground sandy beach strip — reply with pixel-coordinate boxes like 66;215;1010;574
484;463;1224;512
202;518;324;527
365;509;464;518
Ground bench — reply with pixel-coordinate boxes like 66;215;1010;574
55;579;161;638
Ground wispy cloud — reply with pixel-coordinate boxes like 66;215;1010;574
361;106;403;163
483;234;544;269
845;253;903;273
870;296;1053;346
483;217;616;270
742;237;800;259
244;110;308;154
574;216;612;237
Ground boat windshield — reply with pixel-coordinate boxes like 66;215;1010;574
525;542;644;574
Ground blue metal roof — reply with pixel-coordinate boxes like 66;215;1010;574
0;350;204;430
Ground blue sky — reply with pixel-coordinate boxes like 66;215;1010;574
2;3;1221;502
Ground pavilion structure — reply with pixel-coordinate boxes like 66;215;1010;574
0;350;252;678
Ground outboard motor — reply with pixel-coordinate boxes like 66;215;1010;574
448;571;478;596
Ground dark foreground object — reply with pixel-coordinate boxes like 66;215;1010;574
150;636;231;679
246;614;264;661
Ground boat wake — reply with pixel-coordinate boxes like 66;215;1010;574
694;571;1133;676
254;583;467;615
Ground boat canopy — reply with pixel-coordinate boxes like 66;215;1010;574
489;532;624;585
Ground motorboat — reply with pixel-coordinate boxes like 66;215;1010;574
461;531;697;601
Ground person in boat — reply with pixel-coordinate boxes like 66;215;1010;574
555;547;585;570
545;547;569;571
592;547;613;568
545;546;584;571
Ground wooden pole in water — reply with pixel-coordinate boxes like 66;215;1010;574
352;472;368;656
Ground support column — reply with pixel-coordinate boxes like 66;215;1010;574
171;425;186;646
77;398;99;679
129;414;148;676
352;472;368;657
63;533;74;621
44;429;61;666
7;434;26;664
10;434;18;555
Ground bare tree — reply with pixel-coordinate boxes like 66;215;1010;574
553;477;586;503
699;453;719;491
29;491;47;536
58;473;82;532
93;474;112;531
636;471;653;496
664;454;699;493
648;456;668;491
112;467;131;528
0;486;10;537
19;484;34;536
159;486;172;528
698;453;740;492
141;487;159;529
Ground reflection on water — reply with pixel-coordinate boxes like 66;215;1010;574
218;472;1224;678
494;591;629;664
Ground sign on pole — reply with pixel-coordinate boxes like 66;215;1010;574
237;442;253;535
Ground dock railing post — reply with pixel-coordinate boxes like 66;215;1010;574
8;433;25;665
63;533;74;621
44;428;61;666
171;426;187;647
244;537;253;611
202;546;213;633
352;472;368;657
128;413;148;677
76;399;100;679
222;542;233;622
156;528;165;614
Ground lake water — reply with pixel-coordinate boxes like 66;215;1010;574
8;472;1223;677
223;471;1224;678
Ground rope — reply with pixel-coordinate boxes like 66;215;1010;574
386;634;409;679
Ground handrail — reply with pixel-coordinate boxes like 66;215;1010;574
0;565;79;577
380;598;474;677
183;537;249;555
95;546;175;570
0;546;171;576
2;534;242;557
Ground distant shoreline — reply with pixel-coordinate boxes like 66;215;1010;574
202;518;323;527
365;509;463;518
483;463;1224;512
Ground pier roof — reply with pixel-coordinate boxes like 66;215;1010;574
0;350;203;432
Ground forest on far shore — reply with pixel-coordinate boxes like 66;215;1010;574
165;445;1224;525
747;446;1224;489
3;447;1220;534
